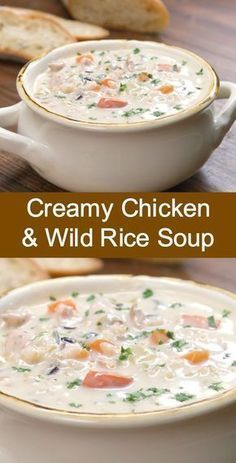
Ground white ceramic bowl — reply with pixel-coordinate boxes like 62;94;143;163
0;275;235;463
0;40;236;191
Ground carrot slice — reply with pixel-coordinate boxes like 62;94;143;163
181;314;220;329
159;84;174;94
76;53;94;65
47;299;76;315
138;72;151;82
97;98;128;108
88;339;114;354
100;78;116;88
183;350;210;364
76;349;90;360
83;371;133;388
150;330;169;345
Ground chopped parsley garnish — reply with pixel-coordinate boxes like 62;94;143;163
174;104;183;111
66;378;82;389
133;48;141;54
119;83;128;92
166;330;175;340
153;111;165;118
87;294;96;302
182;60;187;66
71;291;79;298
84;309;90;317
39;317;50;322
142;288;154;299
88;103;96;109
95;309;105;315
208;316;217;328
124;387;169;403
119;346;133;361
169;302;183;309
69;402;82;408
171;339;187;351
196;68;204;75
208;382;224;392
122;108;148;118
231;361;236;367
222;309;231;318
151;78;161;85
12;367;31;373
174;392;195;402
173;64;179;72
49;295;56;301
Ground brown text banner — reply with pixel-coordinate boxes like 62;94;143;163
0;193;235;257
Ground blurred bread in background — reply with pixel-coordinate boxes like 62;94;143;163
0;7;109;62
32;258;103;277
61;0;169;33
0;258;49;295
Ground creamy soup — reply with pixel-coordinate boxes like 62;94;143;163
0;284;235;414
32;46;210;124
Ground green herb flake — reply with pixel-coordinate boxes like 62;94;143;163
208;316;217;328
151;78;161;85
166;330;175;340
153;111;165;118
169;302;183;309
71;291;79;298
87;294;96;302
174;392;195;402
133;48;141;54
66;378;82;389
84;309;90;317
124;387;169;403
12;367;31;373
174;104;183;111
39;317;50;322
173;64;179;72
95;309;105;315
69;402;82;408
88;103;96;109
119;346;133;361
171;339;187;351
231;361;236;367
49;296;57;301
196;68;204;76
119;83;128;92
182;60;187;66
222;309;231;318
208;382;224;392
142;288;154;299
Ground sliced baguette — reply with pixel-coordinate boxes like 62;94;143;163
61;0;169;33
56;17;109;40
0;7;108;63
33;258;103;277
0;258;49;296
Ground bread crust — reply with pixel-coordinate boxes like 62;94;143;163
0;6;108;62
64;0;169;33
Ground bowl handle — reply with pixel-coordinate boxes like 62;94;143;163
213;81;236;147
0;102;49;166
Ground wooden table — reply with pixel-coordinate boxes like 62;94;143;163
0;0;236;192
94;258;236;293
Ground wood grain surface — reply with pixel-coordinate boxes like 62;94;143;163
0;0;235;192
93;258;236;293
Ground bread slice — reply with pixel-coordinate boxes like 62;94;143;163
0;258;49;296
33;258;103;277
61;0;169;33
56;17;109;40
0;7;108;63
